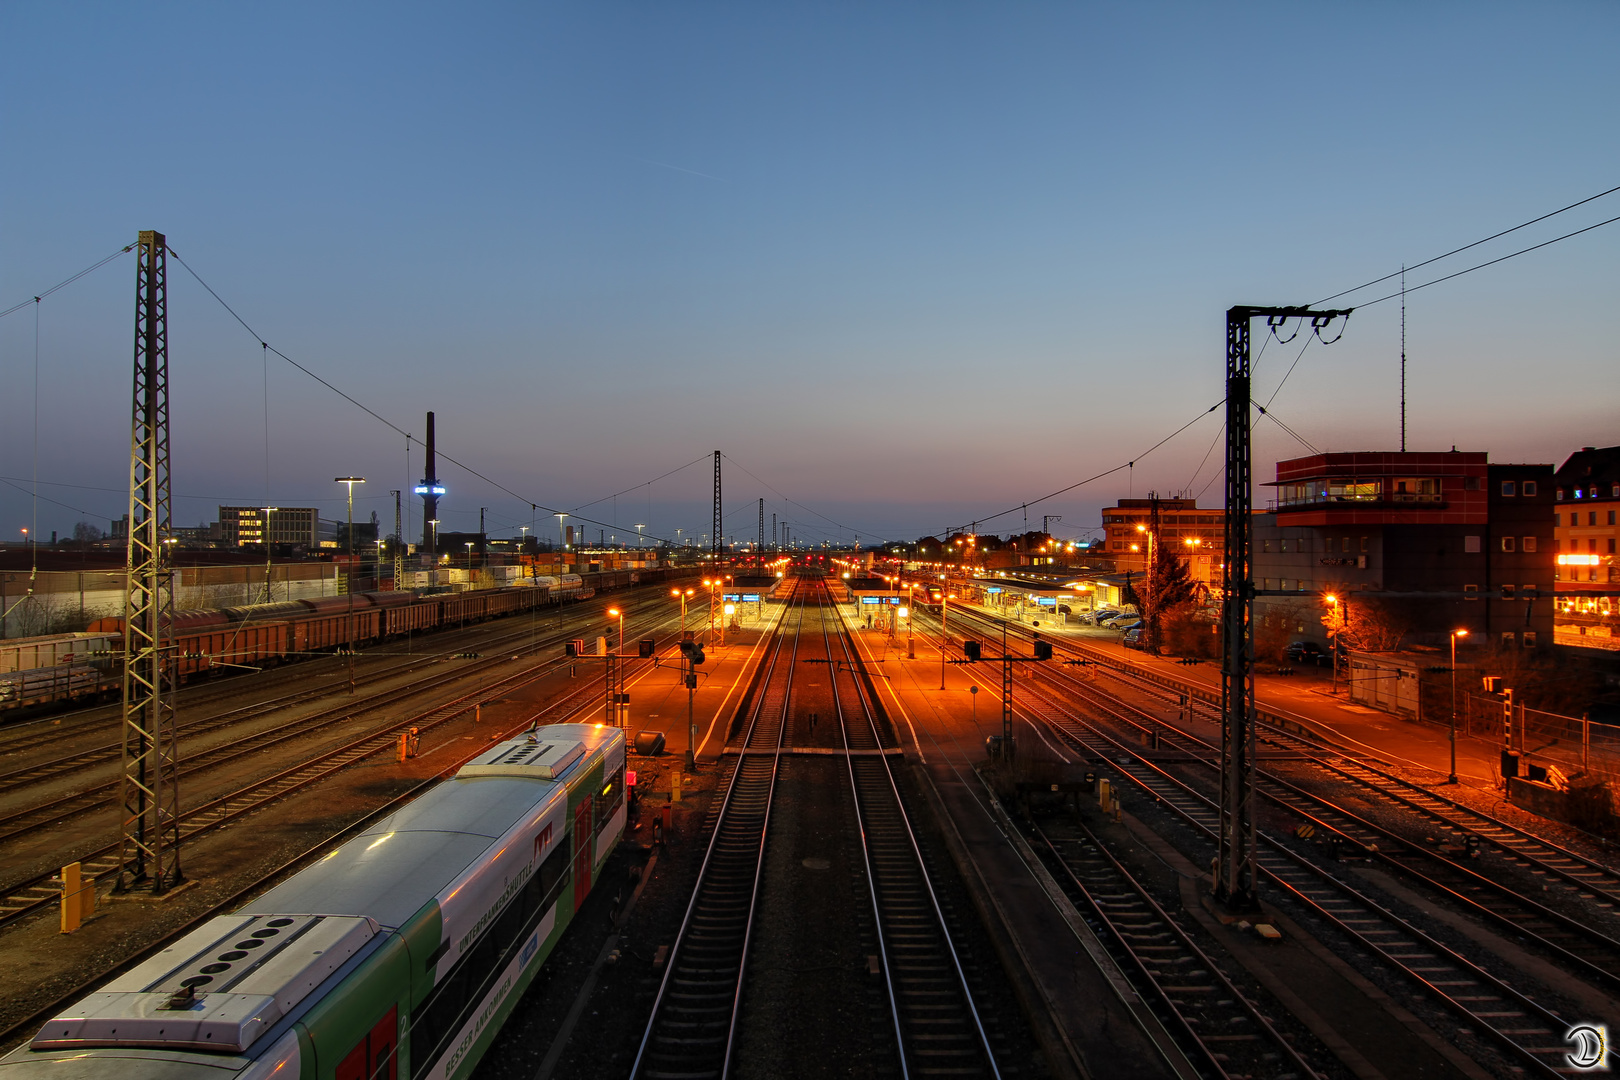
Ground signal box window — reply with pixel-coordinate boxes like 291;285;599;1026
1501;481;1516;497
1522;481;1538;497
1523;632;1538;648
1501;537;1516;553
1522;537;1537;553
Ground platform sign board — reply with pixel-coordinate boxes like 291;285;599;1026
859;596;903;605
1035;597;1058;606
985;587;1003;594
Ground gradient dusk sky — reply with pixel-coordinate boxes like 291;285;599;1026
2;3;1617;549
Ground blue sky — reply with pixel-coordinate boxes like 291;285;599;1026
2;2;1616;549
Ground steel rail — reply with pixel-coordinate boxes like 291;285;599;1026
0;595;683;850
1024;661;1620;978
0;614;691;930
1015;685;1572;1077
631;582;799;1080
1029;814;1326;1080
948;603;1620;913
828;590;1002;1080
0;589;673;782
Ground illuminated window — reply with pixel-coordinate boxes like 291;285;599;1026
1465;535;1481;553
1522;537;1537;553
1501;537;1516;553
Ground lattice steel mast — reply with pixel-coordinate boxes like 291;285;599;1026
118;230;181;894
1218;305;1349;911
712;450;721;556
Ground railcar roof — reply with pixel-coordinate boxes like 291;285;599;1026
239;781;557;929
237;725;619;929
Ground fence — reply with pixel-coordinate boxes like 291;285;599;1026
1460;692;1620;785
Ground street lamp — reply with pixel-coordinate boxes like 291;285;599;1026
607;606;626;727
465;541;475;570
634;523;646;549
1450;628;1469;783
556;512;569;552
335;477;365;695
672;587;693;634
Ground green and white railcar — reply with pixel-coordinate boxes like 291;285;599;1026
1;723;627;1080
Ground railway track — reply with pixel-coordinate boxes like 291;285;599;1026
826;596;1002;1078
0;612;690;931
1013;680;1581;1078
0;587;669;773
632;582;800;1079
1022;665;1620;988
0;592;677;841
1029;812;1325;1080
948;605;1620;927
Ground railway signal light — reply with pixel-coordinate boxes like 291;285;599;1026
1033;638;1053;661
680;640;706;665
963;641;981;662
639;638;656;658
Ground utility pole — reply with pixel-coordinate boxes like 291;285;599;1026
391;490;403;590
1146;494;1160;652
118;230;181;895
758;498;765;573
1218;305;1350;912
416;412;444;585
712;450;722;557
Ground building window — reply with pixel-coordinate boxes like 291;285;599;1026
1502;631;1517;648
1465;476;1481;491
1576;488;1584;499
1554;512;1562;526
1464;584;1478;600
1280;540;1289;553
1591;512;1600;526
1465;535;1481;553
1523;631;1538;648
1501;480;1516;497
1613;483;1619;498
1501;584;1516;598
1501;536;1516;553
1591;539;1600;553
1610;538;1617;554
1523;586;1537;598
1522;481;1538;497
1360;536;1369;553
1523;536;1537;553
1610;511;1617;526
1262;540;1272;553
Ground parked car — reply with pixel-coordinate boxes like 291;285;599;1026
1284;640;1327;666
1112;618;1144;633
1122;627;1146;649
1094;610;1129;625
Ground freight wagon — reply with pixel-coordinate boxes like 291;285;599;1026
1;723;626;1080
3;568;677;714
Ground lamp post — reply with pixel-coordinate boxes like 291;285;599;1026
608;606;625;727
1136;523;1156;648
634;523;646;549
1325;593;1347;693
335;477;365;694
556;512;569;554
1450;628;1468;783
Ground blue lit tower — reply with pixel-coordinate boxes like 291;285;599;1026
415;411;445;558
